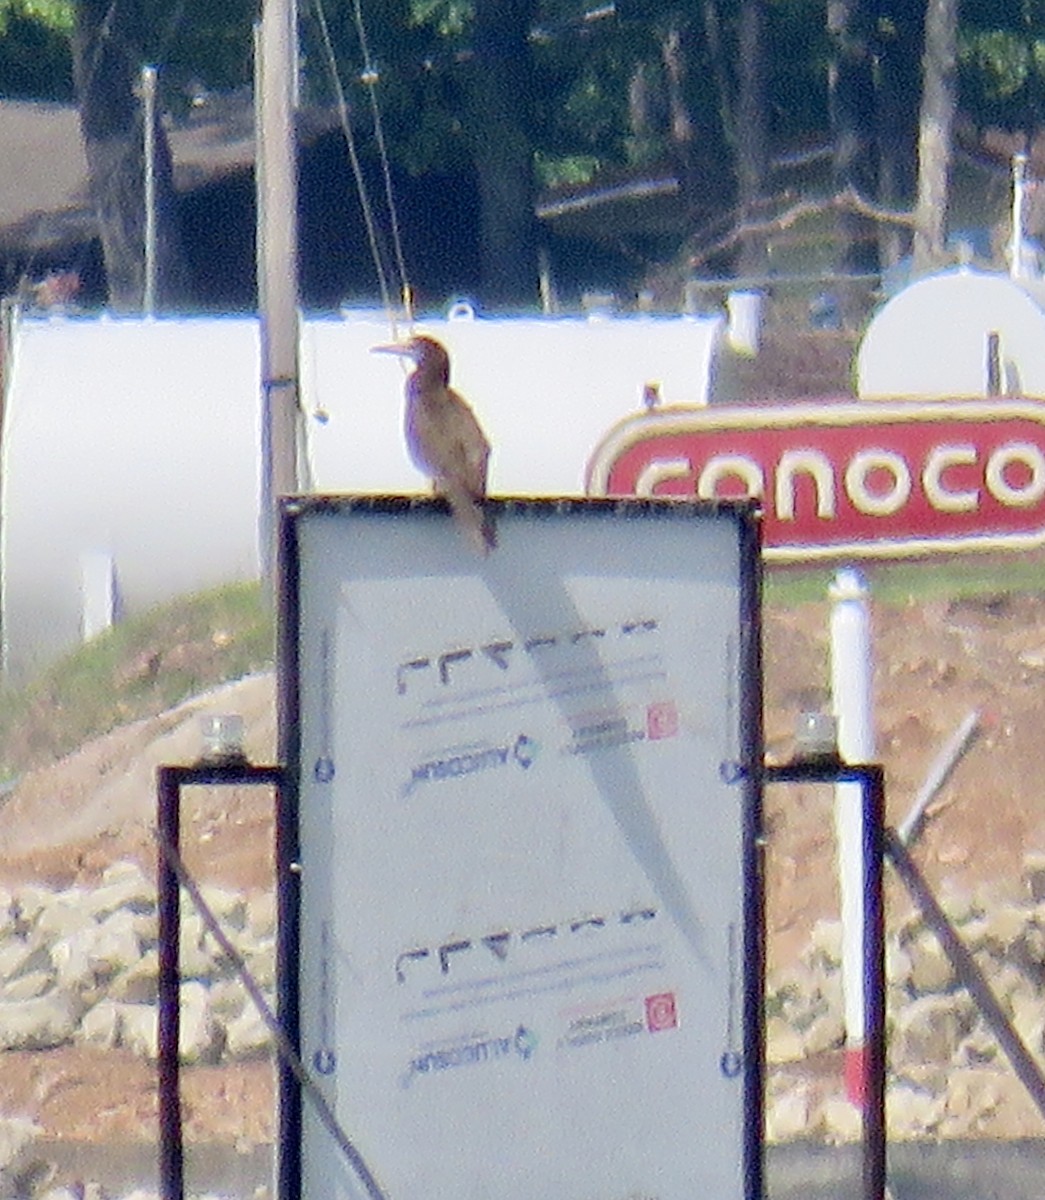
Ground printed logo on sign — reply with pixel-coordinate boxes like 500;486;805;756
402;734;538;796
645;992;679;1032
564;704;678;756
559;1006;646;1050
646;700;679;740
402;1025;537;1087
564;712;644;756
557;992;678;1052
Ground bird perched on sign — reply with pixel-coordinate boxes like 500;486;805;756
373;334;496;555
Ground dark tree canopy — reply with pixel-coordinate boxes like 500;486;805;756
8;0;1045;308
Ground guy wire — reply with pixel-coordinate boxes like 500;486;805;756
310;0;411;336
350;0;413;324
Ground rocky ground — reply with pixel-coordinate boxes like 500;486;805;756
3;580;1045;1158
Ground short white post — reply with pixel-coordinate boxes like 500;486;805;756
81;550;120;642
1010;151;1029;281
725;289;763;356
829;567;875;1106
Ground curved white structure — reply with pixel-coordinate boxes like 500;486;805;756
857;267;1045;400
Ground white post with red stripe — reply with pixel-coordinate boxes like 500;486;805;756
829;567;876;1106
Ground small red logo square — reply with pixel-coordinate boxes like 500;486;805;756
646;700;679;740
645;992;678;1032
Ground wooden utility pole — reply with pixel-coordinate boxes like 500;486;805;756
255;0;301;580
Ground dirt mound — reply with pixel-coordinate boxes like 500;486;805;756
0;674;276;891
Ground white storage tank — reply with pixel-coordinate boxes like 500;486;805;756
1;316;262;678
857;267;1045;400
0;307;725;676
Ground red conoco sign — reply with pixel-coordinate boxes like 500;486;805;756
585;399;1045;561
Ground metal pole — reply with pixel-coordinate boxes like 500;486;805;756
255;0;301;584
156;761;391;1200
862;765;887;1200
762;759;887;1200
885;827;1045;1122
157;762;288;1200
896;709;981;847
142;65;158;316
157;766;183;1200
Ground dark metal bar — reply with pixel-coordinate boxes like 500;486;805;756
157;765;183;1200
885;827;1045;1122
156;814;389;1200
739;510;766;1200
276;498;304;1200
763;760;887;1200
156;761;285;1200
862;767;887;1200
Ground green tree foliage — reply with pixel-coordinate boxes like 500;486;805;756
0;0;254;105
12;0;1045;303
9;1;1045;179
959;0;1045;128
0;0;73;98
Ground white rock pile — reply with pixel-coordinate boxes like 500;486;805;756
0;860;275;1067
767;876;1045;1143
4;854;1045;1194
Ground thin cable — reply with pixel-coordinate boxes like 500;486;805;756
155;824;391;1200
311;0;401;332
350;0;413;321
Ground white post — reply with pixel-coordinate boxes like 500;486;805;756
829;567;875;1107
1009;151;1028;281
725;289;763;356
80;550;120;642
142;64;158;316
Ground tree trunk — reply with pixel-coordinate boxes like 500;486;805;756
465;0;539;308
627;60;660;164
875;0;923;268
661;23;705;221
913;0;958;273
734;0;769;277
827;0;878;318
72;0;190;310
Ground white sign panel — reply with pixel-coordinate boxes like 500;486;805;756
281;497;764;1200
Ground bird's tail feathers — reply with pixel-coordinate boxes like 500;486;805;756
445;483;497;557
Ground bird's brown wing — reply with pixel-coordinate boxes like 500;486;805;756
408;384;495;554
452;394;491;497
423;388;490;498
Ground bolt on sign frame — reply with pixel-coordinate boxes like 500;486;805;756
276;495;765;1200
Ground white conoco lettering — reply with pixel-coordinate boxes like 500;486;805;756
635;457;691;497
923;445;978;512
775;450;835;521
617;432;1045;522
696;455;764;500
845;450;911;516
985;442;1045;507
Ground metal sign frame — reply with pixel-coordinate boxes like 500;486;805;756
277;495;766;1200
